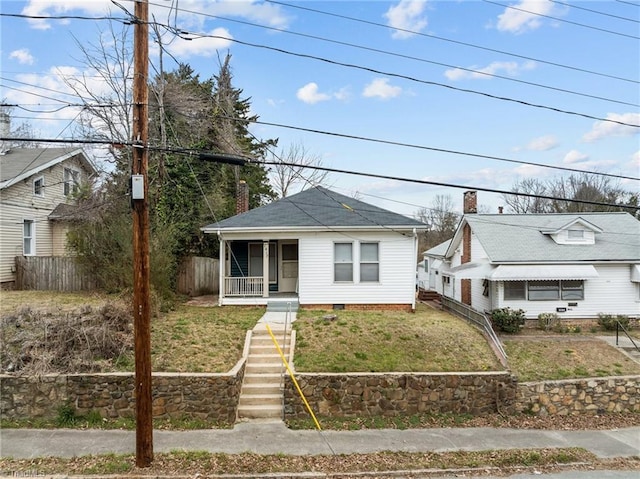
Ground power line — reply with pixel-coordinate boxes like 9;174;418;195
163;29;639;128
484;0;640;39
137;0;637;108
230;117;640;182
264;0;638;85
0;13;127;22
549;0;640;23
3;136;637;211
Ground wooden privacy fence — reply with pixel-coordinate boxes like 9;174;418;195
177;256;219;296
15;256;97;291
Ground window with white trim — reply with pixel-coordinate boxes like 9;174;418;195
334;242;353;282
528;281;560;300
360;242;379;282
23;220;35;255
504;281;526;300
33;176;44;197
561;280;584;300
63;168;79;196
568;229;584;240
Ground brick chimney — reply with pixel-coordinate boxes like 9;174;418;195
463;190;477;214
236;180;249;214
498;206;504;214
461;190;477;306
0;112;10;154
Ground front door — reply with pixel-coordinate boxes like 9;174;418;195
279;241;298;292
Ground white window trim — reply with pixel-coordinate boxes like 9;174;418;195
33;176;45;197
64;167;80;196
359;242;380;283
23;219;35;256
334;241;354;283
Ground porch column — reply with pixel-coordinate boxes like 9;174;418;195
262;241;269;298
219;238;225;304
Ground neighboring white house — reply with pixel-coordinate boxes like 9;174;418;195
0;147;97;287
420;240;450;296
429;196;640;319
202;186;427;310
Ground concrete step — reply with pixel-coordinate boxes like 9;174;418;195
243;373;282;384
237;404;282;419
238;393;282;407
246;363;285;374
266;301;299;312
241;383;282;395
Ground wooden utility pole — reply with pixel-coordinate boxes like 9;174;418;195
131;0;153;467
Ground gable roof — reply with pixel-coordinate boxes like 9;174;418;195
447;212;640;263
0;148;97;189
203;186;427;232
423;239;450;258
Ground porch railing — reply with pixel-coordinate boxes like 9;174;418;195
224;276;264;296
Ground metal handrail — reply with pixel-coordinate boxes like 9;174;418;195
440;296;508;367
616;320;640;352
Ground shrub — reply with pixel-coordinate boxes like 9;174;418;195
490;308;526;333
597;314;630;331
537;313;560;331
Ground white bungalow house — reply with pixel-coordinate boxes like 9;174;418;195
428;192;640;319
202;186;427;310
0;147;97;287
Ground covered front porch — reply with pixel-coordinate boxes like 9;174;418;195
219;238;299;305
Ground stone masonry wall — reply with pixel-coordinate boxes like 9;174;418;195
517;375;640;416
0;366;245;425
284;372;518;419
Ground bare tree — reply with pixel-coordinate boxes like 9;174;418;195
503;173;630;214
503;178;551;213
415;194;460;253
270;142;330;197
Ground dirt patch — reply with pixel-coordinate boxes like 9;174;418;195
185;295;219;307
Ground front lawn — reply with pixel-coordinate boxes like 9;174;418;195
504;337;640;381
293;303;503;372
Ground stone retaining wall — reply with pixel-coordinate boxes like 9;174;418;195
517;376;640;416
284;372;518;419
0;366;245;425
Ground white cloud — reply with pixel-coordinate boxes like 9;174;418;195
526;135;559;151
496;0;555;34
384;0;428;39
445;60;536;81
9;49;35;65
563;150;589;164
362;78;402;100
22;0;112;29
582;113;640;142
297;83;331;104
166;28;233;59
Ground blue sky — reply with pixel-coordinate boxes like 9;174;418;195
1;0;638;216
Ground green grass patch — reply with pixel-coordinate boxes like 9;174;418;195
293;303;502;373
504;338;640;381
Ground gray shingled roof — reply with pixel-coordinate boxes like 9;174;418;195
0;148;94;186
203;186;427;231
464;213;640;262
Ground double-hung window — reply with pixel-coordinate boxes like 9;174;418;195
64;168;79;196
360;242;379;282
334;242;353;282
561;280;584;300
528;281;560;300
33;176;44;197
504;281;526;300
23;220;35;255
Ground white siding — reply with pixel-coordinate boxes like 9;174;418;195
0;154;90;284
495;264;640;319
297;231;417;305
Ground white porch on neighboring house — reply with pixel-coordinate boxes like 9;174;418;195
218;238;299;306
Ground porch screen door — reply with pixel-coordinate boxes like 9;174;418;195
279;242;298;292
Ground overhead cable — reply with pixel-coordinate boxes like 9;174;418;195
264;0;638;84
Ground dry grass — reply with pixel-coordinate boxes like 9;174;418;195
293;303;503;373
504;337;640;381
0;290;109;315
0;448;608;476
151;304;263;372
0;291;264;374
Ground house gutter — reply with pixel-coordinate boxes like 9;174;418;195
412;228;417;311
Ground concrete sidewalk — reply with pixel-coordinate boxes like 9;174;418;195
1;422;639;460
